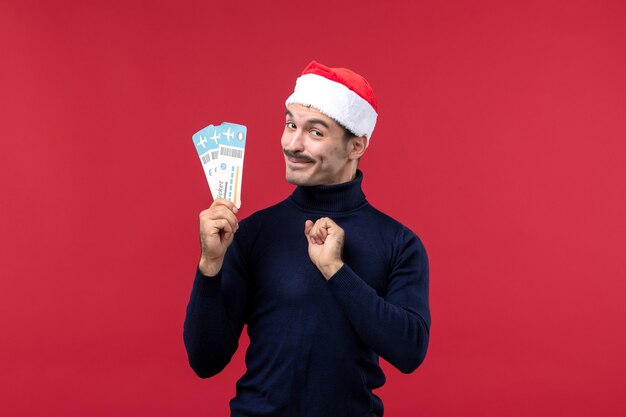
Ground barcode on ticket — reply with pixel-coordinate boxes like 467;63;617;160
220;147;243;158
201;150;220;164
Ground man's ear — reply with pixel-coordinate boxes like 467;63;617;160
348;136;368;160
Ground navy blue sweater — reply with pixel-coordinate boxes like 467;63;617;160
184;171;430;417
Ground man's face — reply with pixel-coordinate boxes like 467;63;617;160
282;104;358;187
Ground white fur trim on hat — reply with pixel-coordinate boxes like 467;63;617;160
285;73;378;140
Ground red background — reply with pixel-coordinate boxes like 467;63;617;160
1;1;625;416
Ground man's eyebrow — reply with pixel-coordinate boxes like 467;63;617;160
285;109;330;130
306;118;330;129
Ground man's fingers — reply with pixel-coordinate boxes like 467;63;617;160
305;220;323;244
208;218;235;239
212;198;238;214
207;206;239;230
319;225;329;241
305;219;320;244
199;201;237;221
200;202;239;234
306;217;336;245
308;220;321;244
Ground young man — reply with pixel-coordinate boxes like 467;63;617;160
184;61;430;417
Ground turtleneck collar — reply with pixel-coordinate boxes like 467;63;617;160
289;170;368;213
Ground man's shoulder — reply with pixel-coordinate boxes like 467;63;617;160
365;203;426;248
366;202;411;230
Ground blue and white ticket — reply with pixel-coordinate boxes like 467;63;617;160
192;122;247;208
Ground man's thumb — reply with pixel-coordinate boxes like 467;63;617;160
304;220;314;236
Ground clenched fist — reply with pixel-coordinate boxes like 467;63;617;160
304;217;345;280
198;198;239;277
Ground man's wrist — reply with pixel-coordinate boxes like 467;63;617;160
198;256;223;277
319;260;344;280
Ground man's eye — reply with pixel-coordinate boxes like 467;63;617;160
286;122;296;129
310;129;323;137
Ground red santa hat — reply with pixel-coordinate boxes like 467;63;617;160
285;61;378;144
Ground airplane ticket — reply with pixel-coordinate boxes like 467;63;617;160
192;122;247;208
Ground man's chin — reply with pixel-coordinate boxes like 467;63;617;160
285;173;306;186
285;169;313;186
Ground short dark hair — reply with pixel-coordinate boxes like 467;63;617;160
342;126;357;143
341;125;364;164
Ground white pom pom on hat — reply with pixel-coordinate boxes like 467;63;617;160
285;61;378;144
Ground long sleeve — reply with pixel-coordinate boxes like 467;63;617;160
183;231;251;378
327;229;430;373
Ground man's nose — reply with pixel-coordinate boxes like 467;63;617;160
284;129;305;152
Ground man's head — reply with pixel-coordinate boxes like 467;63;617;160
282;61;378;187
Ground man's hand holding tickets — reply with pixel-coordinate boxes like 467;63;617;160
192;122;247;208
198;198;239;277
